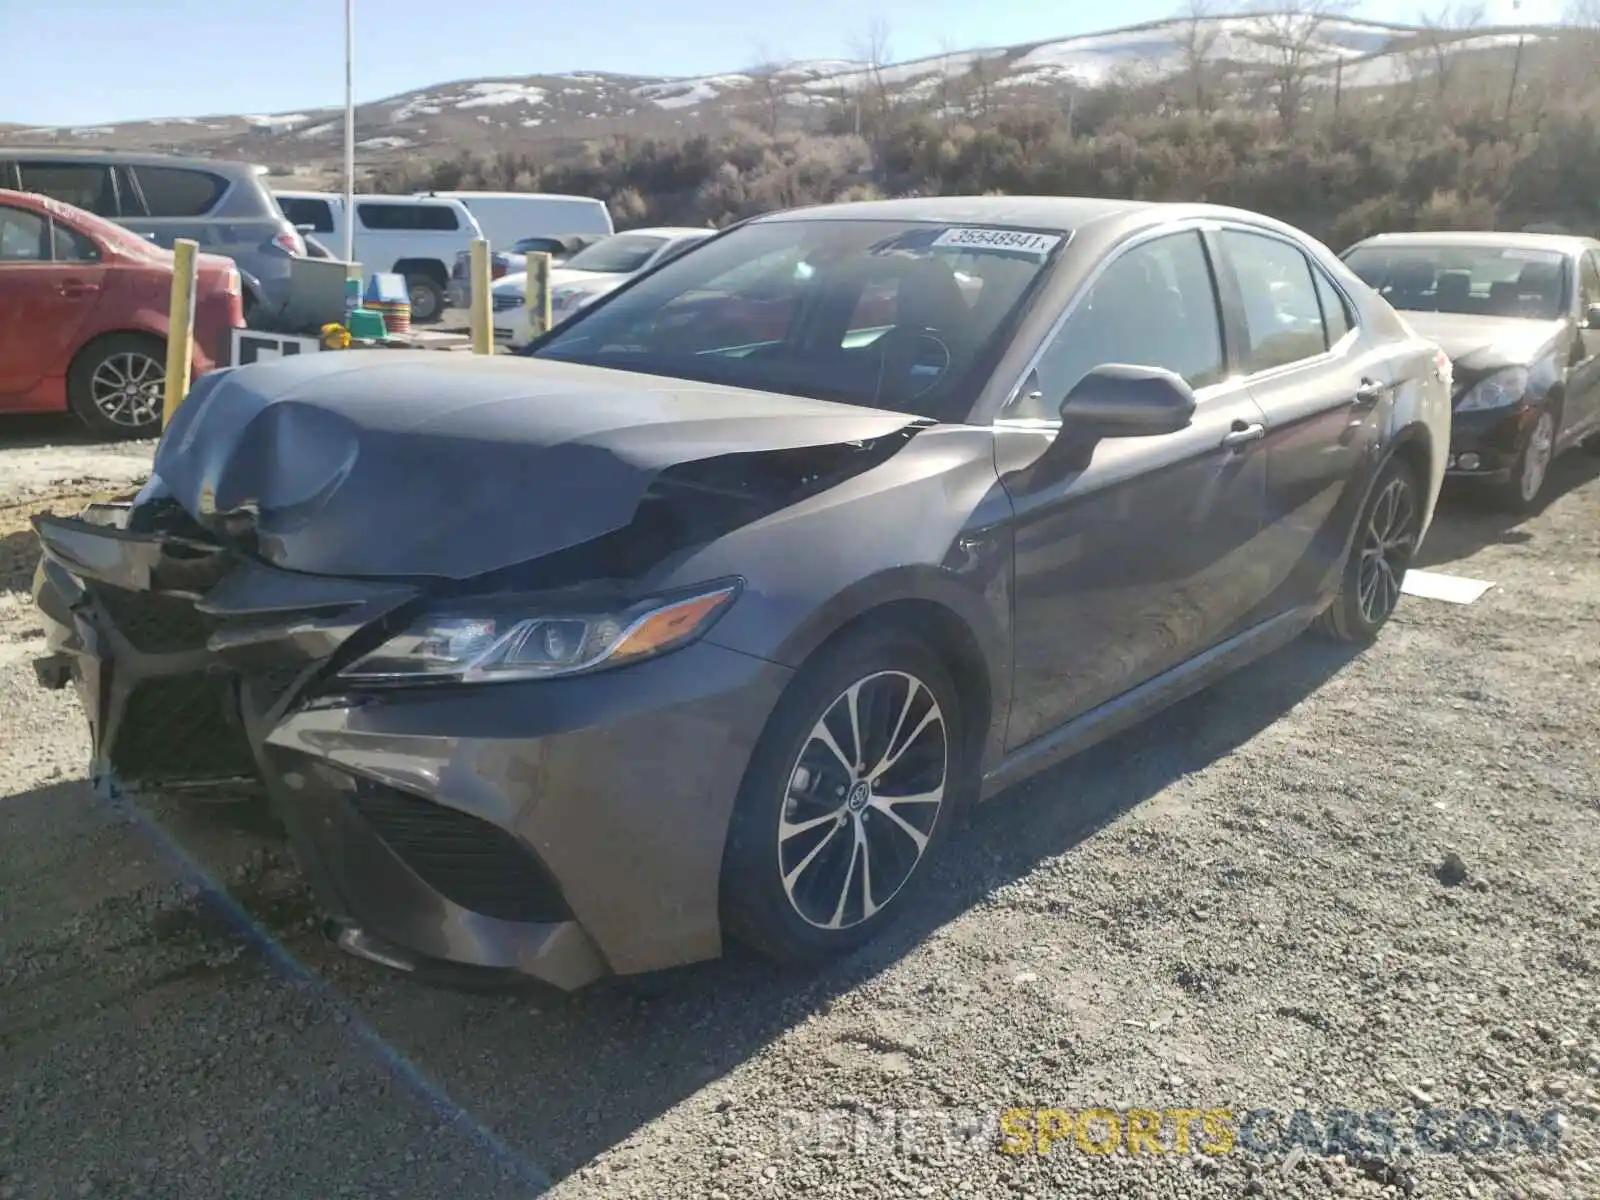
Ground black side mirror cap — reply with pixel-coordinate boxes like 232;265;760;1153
1059;363;1198;438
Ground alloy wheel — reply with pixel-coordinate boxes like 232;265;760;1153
1519;410;1556;504
409;282;440;322
1357;474;1417;626
89;351;164;429
777;670;947;931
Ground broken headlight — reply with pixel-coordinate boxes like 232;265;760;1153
339;583;739;684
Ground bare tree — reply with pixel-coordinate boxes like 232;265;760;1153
1413;3;1485;99
850;18;896;139
1175;0;1223;113
750;44;786;136
1241;0;1354;135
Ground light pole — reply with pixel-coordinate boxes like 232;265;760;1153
343;0;356;264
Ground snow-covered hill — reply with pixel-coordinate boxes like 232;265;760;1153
0;12;1556;175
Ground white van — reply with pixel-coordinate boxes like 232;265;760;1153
422;191;613;249
273;190;485;322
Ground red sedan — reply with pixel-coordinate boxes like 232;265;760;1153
0;188;244;439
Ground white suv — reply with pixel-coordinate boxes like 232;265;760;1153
274;191;483;322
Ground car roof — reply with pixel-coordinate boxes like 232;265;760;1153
0;145;264;176
751;195;1152;233
1350;230;1600;256
613;226;710;239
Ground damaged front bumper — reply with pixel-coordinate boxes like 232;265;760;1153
31;501;791;990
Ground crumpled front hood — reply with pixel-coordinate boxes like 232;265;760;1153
150;350;920;581
1400;312;1566;372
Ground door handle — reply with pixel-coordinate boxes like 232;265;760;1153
1221;421;1265;449
1354;378;1386;407
56;281;99;298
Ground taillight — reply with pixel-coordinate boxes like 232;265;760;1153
223;265;242;296
272;230;304;257
492;261;508;279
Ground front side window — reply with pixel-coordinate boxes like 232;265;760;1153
1008;230;1225;420
0;206;48;261
50;221;101;263
16;162;117;217
280;197;336;234
1222;229;1328;373
1343;242;1569;321
531;219;1062;419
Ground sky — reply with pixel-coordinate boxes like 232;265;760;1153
0;0;1568;127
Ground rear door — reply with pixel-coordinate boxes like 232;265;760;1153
0;203;104;400
1211;225;1390;616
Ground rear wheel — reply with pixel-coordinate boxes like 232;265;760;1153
720;625;963;964
1314;457;1421;644
66;334;166;440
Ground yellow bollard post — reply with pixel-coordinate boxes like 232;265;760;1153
468;238;493;355
162;238;199;429
524;251;552;345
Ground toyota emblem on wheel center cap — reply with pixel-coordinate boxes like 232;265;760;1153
846;781;871;813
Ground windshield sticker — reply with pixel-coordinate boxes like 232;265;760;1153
1500;249;1564;263
931;227;1063;256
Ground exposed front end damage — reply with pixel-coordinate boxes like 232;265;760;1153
31;380;924;989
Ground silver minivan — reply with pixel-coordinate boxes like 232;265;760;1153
0;148;305;325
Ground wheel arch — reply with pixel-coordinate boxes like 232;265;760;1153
760;568;1009;781
68;328;167;377
391;257;449;286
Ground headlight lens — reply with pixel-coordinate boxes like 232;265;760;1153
339;583;738;684
1456;366;1529;412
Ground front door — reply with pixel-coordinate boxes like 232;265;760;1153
1563;250;1600;447
999;228;1273;751
0;204;103;401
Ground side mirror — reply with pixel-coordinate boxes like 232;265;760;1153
1584;302;1600;330
1059;363;1198;438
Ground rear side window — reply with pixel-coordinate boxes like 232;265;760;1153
16;162;117;217
130;166;226;217
357;202;460;232
1221;229;1328;373
0;206;48;261
1313;268;1353;345
280;196;336;234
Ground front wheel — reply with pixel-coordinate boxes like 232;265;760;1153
405;275;445;325
66;333;166;440
1495;405;1558;512
720;625;964;964
1314;457;1421;644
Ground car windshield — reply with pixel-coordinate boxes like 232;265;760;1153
1344;242;1569;321
561;233;669;274
529;218;1064;419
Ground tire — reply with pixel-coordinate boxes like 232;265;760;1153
720;624;965;964
405;275;445;324
1314;456;1422;644
1494;404;1558;513
66;333;166;440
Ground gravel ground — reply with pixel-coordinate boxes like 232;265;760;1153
0;418;1596;1200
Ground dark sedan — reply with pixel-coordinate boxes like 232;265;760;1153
1343;231;1600;510
32;197;1449;991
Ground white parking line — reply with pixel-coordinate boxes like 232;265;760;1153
1402;569;1495;604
